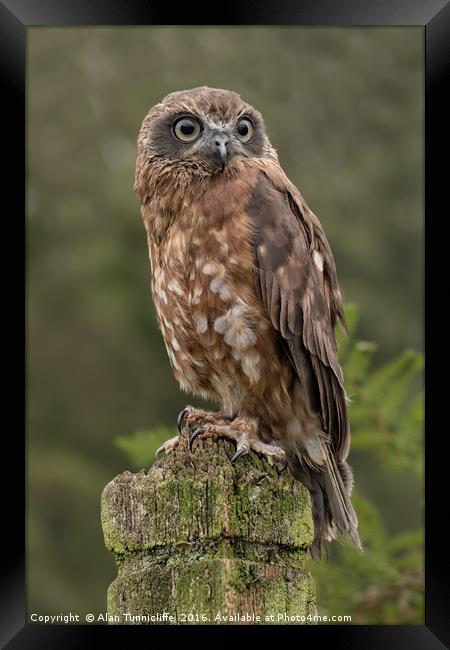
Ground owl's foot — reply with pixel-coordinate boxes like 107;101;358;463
155;435;180;459
190;417;287;472
177;406;230;433
156;407;231;460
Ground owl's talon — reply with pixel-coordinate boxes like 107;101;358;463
231;446;248;463
177;408;188;434
189;427;204;451
155;444;165;460
154;435;180;459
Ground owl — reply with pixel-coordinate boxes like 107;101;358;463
134;86;361;557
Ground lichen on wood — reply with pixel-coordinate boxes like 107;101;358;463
101;431;317;624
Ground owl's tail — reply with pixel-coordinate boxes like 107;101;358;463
290;445;362;559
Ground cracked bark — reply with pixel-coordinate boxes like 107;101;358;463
101;430;317;625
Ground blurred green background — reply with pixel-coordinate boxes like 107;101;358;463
27;27;423;623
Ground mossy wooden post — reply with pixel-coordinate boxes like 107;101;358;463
101;430;317;625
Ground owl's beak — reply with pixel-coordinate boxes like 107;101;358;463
213;134;229;169
198;131;232;171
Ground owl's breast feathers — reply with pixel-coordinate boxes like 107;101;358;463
142;160;349;461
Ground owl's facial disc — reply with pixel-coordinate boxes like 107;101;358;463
171;114;255;171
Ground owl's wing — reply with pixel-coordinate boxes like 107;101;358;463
247;167;350;460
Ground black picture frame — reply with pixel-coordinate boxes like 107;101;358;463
4;1;448;647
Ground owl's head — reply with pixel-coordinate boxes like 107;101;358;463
135;87;277;197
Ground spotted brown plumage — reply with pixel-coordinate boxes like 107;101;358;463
134;86;361;556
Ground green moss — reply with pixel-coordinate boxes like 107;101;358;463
102;433;316;624
107;554;316;625
102;437;313;551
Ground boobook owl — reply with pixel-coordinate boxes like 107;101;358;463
134;86;361;556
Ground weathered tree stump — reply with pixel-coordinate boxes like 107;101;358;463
101;431;317;624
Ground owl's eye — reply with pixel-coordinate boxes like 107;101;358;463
173;117;202;142
236;118;254;143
